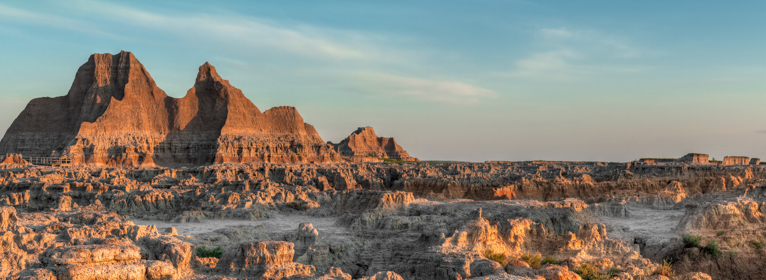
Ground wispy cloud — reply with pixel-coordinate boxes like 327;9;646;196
62;0;396;62
1;1;496;106
503;27;646;80
352;73;496;105
757;130;766;134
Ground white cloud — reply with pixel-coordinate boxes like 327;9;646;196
503;27;645;80
61;0;395;62
353;73;496;105
507;50;582;80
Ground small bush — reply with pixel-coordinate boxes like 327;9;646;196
608;268;621;277
541;256;559;266
716;231;724;236
705;239;721;258
682;234;701;248
521;252;542;269
483;249;509;266
196;246;223;258
752;241;764;249
653;260;675;277
287;200;310;211
575;263;609;280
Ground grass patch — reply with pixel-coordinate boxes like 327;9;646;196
483;249;509;265
716;231;724;236
607;268;621;277
196;246;223;258
682;234;702;248
751;240;764;249
520;252;542;269
541;256;559;266
652;260;675;277
705;239;721;258
287;200;310;211
575;263;610;280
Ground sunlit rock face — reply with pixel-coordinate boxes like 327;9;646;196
0;51;341;166
330;127;419;162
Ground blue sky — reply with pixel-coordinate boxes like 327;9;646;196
0;0;764;161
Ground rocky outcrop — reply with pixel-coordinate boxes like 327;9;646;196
750;158;761;165
723;156;750;166
215;241;315;278
0;51;341;166
330;127;418;162
679;153;709;164
0;154;29;165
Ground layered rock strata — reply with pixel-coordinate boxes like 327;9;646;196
723;156;750;166
0;51;341;166
329;127;418;162
679;153;709;164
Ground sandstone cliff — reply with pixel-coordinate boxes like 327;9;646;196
0;51;340;166
329;127;418;162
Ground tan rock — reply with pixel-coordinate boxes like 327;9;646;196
357;271;405;280
722;156;749;165
536;264;581;280
0;51;341;166
0;206;20;231
216;240;315;278
1;154;30;165
330;127;419;162
41;244;142;266
53;262;146;280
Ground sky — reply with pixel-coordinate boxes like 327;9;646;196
0;0;764;162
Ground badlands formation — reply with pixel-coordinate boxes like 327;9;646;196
330;127;419;163
0;52;763;280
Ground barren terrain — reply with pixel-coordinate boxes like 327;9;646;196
1;159;763;280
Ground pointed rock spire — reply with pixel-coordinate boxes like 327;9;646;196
196;62;222;83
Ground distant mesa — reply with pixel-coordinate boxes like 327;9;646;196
639;153;761;166
329;127;419;162
722;156;750;166
678;153;709;164
0;51;341;166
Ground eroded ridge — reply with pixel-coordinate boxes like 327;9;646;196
0;51;341;167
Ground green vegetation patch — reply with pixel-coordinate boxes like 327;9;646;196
196;246;223;258
483;249;509;266
520;252;542;269
682;234;701;248
540;256;559;266
705;239;721;258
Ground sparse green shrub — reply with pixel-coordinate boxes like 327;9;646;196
716;231;724;236
575;263;609;280
196;246;223;258
607;268;621;277
541;256;559;266
483;249;509;265
521;252;542;269
682;234;701;248
751;240;764;249
287;200;310;211
652;260;675;277
705;239;720;258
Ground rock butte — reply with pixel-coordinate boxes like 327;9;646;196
329;127;419;163
0;51;344;167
